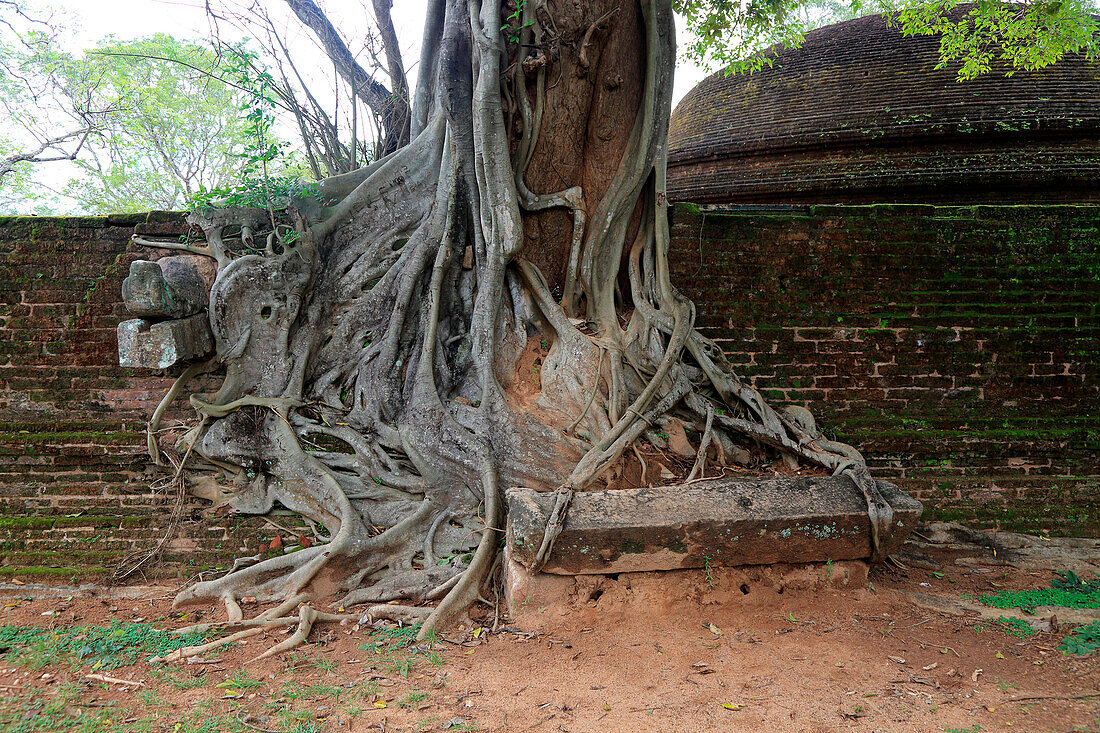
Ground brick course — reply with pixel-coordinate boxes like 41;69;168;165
0;213;288;581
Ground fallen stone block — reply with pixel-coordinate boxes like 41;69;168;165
122;255;216;319
117;314;213;369
507;476;922;574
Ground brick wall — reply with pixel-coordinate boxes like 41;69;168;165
0;206;1096;580
669;203;1099;536
0;213;285;582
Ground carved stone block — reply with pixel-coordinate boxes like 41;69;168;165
121;255;216;319
117;314;213;369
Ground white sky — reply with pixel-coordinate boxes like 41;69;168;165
12;0;712;212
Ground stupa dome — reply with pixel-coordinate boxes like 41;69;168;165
667;13;1100;204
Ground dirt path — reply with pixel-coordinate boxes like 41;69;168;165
0;540;1096;732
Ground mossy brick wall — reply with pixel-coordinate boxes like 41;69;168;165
0;207;1096;582
669;203;1099;536
0;213;291;582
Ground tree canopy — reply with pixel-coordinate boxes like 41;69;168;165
64;35;265;213
678;0;1098;78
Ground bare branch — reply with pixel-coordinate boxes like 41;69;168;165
280;0;410;154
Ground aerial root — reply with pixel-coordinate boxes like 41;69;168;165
416;457;501;641
686;402;714;482
530;485;574;572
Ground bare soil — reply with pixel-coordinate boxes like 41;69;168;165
1;539;1096;733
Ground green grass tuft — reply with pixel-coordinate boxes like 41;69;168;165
0;621;211;670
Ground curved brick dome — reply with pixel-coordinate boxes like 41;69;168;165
667;13;1100;204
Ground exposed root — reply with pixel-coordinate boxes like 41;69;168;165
359;605;433;623
153;626;269;664
416;457;501;641
251;604;317;661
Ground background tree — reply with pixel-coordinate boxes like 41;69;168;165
133;0;1098;655
65;35;266;213
0;3;101;208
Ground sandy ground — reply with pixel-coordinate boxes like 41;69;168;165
0;538;1097;732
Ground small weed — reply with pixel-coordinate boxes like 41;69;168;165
151;665;207;691
1059;620;1100;656
703;554;714;587
996;616;1036;638
398;690;429;707
451;721;479;732
301;683;342;699
314;657;339;672
136;687;162;707
824;559;833;580
995;678;1020;692
383;652;414;677
218;669;264;693
978;572;1100;613
281;681;306;701
944;725;981;733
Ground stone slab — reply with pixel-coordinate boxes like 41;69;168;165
122;255;216;319
507;476;922;575
117;314;213;369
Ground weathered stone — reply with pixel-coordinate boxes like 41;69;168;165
507;476;922;574
503;549;871;629
121;255;216;319
117;314;213;369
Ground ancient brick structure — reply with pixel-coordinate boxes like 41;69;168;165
667;13;1100;205
662;14;1099;539
0;204;1095;580
0;214;290;582
668;203;1098;535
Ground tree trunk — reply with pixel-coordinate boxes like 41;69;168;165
147;0;892;644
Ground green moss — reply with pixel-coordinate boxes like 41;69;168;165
0;565;106;577
0;516;146;529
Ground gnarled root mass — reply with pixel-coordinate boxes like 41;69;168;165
136;0;893;657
